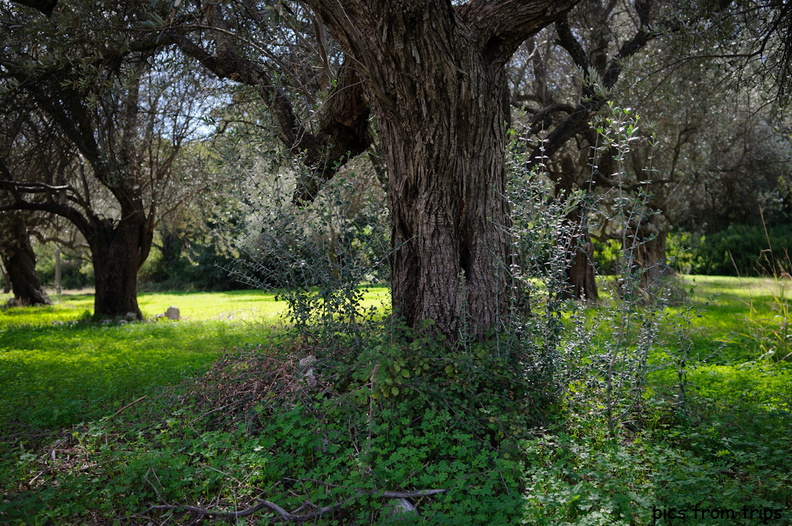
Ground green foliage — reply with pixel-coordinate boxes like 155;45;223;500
1;324;533;525
2;279;792;525
33;245;93;290
592;238;623;275
690;224;792;276
138;240;245;291
229;150;389;290
522;278;792;525
666;231;700;275
733;288;792;364
522;417;792;525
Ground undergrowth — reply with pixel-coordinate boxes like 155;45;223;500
2;324;541;525
3;301;789;525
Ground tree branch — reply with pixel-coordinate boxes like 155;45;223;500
555;16;589;71
458;0;581;65
526;0;659;171
157;27;371;204
142;488;447;522
0;181;95;241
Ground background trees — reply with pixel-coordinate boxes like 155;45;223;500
0;2;211;318
3;0;792;327
506;0;792;291
0;211;51;306
87;0;576;338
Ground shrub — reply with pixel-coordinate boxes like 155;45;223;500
691;224;792;276
35;247;94;290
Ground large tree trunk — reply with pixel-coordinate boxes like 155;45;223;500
88;213;152;320
0;212;51;306
303;0;578;339
361;11;512;338
384;60;510;337
631;214;672;286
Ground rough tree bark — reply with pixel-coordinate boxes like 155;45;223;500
562;209;599;301
88;214;151;319
302;0;578;338
630;213;673;286
0;211;51;306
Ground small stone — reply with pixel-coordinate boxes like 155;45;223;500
164;306;181;321
299;355;317;367
299;355;318;388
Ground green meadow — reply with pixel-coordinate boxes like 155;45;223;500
0;290;287;429
0;286;392;429
0;279;789;525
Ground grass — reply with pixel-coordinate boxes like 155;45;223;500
0;289;297;430
520;275;792;525
0;286;392;428
0;279;790;525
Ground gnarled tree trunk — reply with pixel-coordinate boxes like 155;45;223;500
631;213;672;286
0;211;51;306
376;24;511;337
306;0;577;339
88;210;152;320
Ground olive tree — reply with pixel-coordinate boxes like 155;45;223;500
0;211;51;306
0;2;208;318
139;0;578;339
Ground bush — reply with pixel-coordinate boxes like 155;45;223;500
35;247;94;290
691;224;792;276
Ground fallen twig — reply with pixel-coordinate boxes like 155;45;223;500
112;395;147;418
144;498;350;522
141;488;448;522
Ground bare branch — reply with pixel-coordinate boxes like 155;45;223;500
154;24;371;204
142;488;447;522
0;180;69;195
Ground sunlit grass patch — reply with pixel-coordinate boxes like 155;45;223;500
0;319;280;429
0;287;392;430
685;275;790;302
0;289;292;429
0;292;94;326
137;289;286;322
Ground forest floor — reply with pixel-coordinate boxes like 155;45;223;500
0;278;789;525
